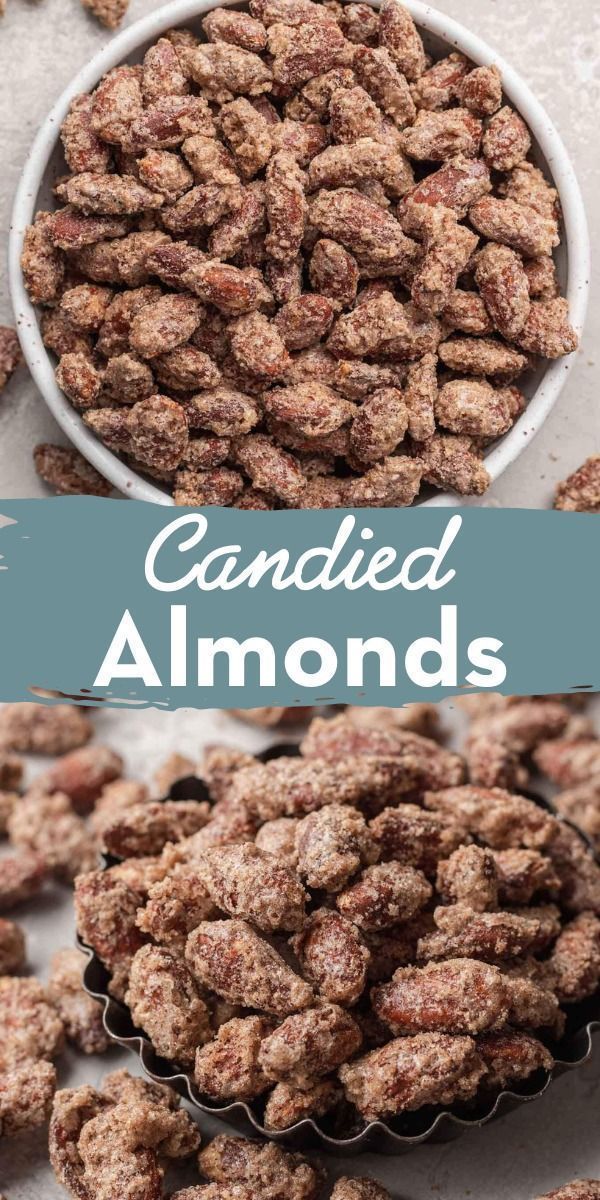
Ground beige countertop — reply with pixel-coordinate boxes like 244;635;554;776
0;0;598;503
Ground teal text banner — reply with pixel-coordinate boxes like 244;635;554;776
0;499;597;710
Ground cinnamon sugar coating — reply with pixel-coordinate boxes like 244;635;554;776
40;744;123;814
331;1181;391;1200
47;948;109;1055
550;912;600;1003
554;456;600;513
502;961;563;1033
538;1184;600;1199
136;864;217;952
225;758;422;825
126;944;212;1066
0;1060;56;1139
81;0;129;30
373;957;509;1035
198;743;257;799
23;2;576;503
7;790;98;882
535;738;600;788
34;443;112;497
74;868;146;997
423;784;559;850
493;849;560;906
0;976;65;1069
257;1002;362;1087
101;799;210;857
371;804;461;873
417;903;552;964
0;918;26;974
186;919;314;1013
49;1070;200;1200
477;1030;553;1091
194;1015;274;1100
194;842;308;930
290;909;369;1005
336;861;432;929
198;1135;323;1200
264;1078;341;1130
0;849;47;910
300;713;465;790
339;1032;485;1119
255;817;300;866
436;844;499;911
295;803;378;891
90;779;150;838
0;703;92;754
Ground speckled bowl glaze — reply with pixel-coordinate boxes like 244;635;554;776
79;754;600;1155
9;0;590;506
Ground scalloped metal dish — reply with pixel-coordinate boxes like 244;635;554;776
80;754;600;1155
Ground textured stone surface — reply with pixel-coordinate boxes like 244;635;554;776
0;0;598;502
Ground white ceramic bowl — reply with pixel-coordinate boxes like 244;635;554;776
9;0;590;506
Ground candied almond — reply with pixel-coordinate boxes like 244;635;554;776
435;379;523;438
186;918;314;1013
417;904;550;963
263;382;354;438
264;1078;341;1130
295;803;378;892
412;54;469;112
339;1032;485;1119
258;1003;362;1088
203;8;268;53
483;106;531;173
8;791;97;882
373;957;508;1035
469;195;559;258
459;65;503;116
81;0;129;30
0;976;64;1069
101;798;209;857
337;861;432;930
33;443;113;497
353;46;416;129
332;1181;392;1200
195;1015;274;1100
47;948;109;1055
189;42;272;104
477;1030;553;1090
126;943;211;1066
0;918;26;974
474;242;531;340
290;909;369;1005
195;842;308;931
555;456;600;514
0;849;47;910
231;310;290;379
40;744;123;814
379;0;426;82
401;109;482;162
233;433;306;503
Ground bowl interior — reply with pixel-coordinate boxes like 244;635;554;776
11;0;589;505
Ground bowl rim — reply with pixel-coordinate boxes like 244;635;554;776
8;0;591;507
